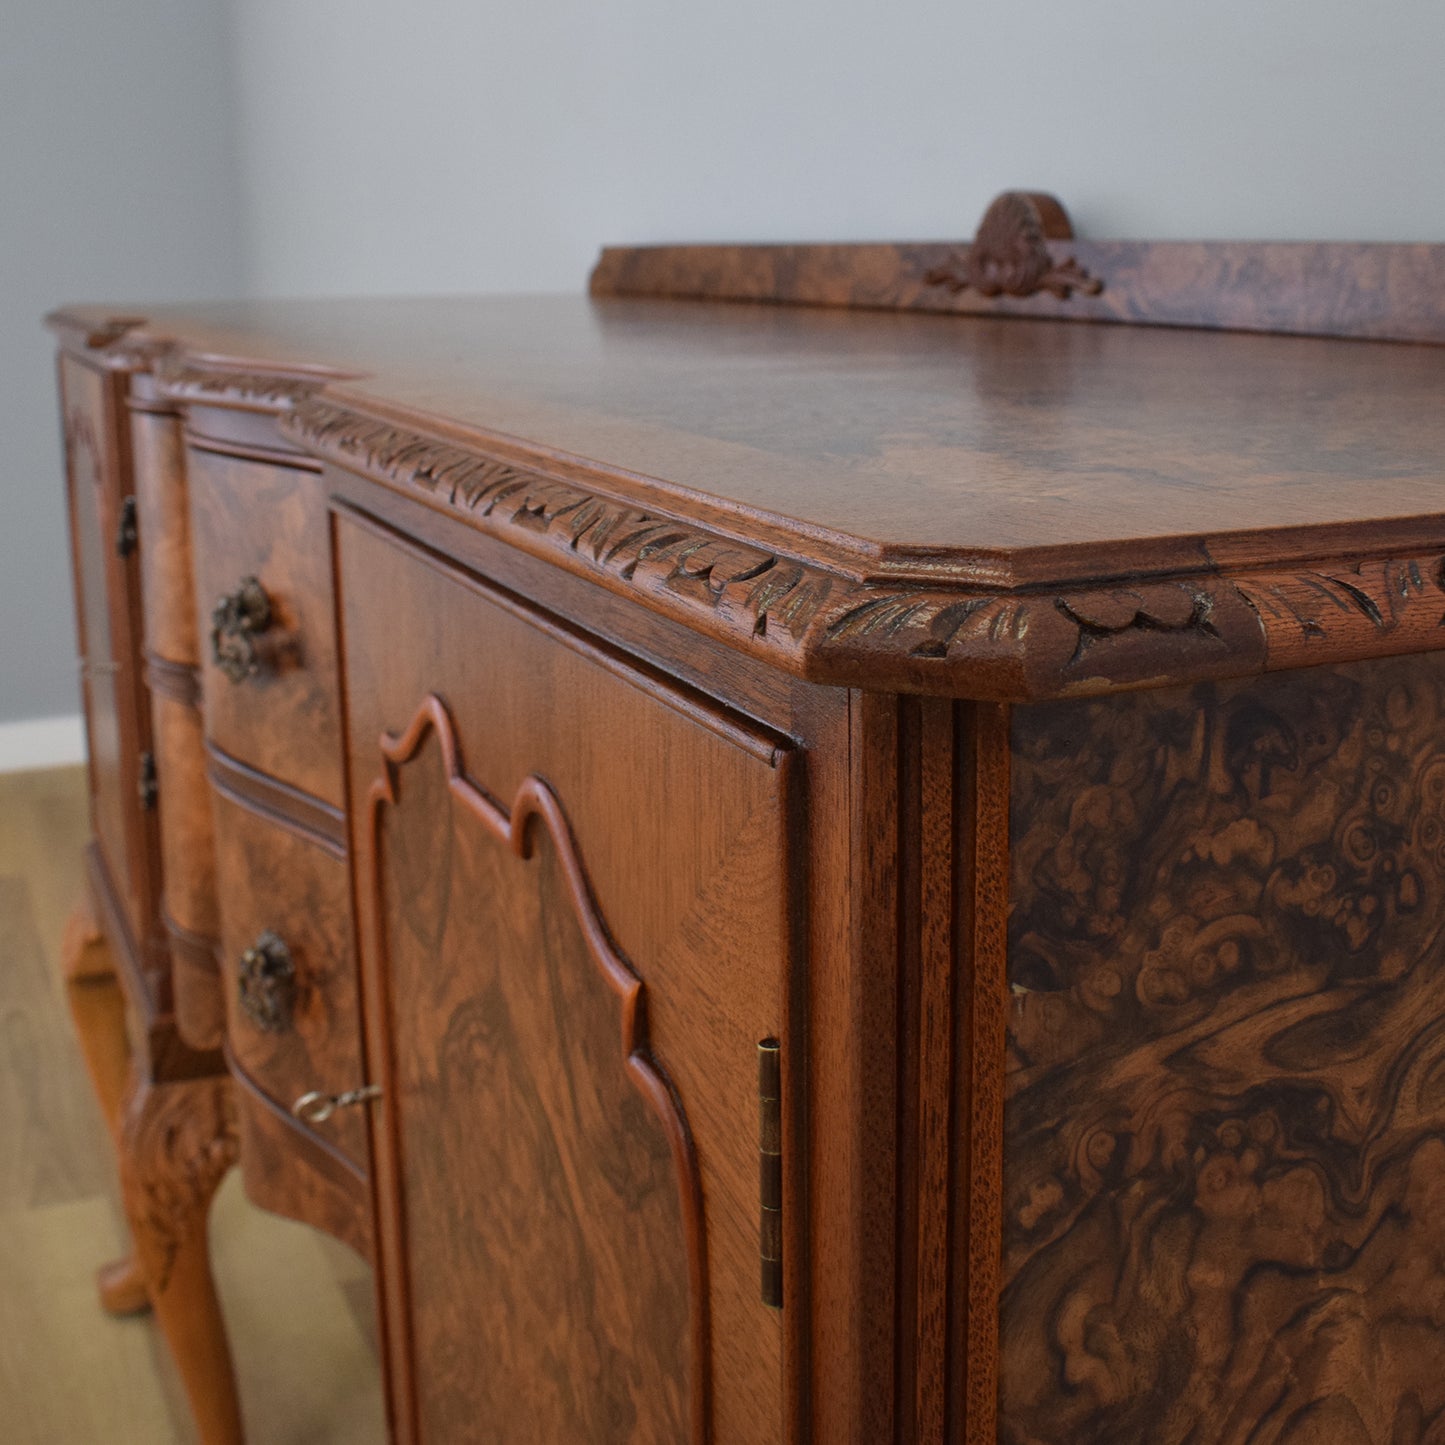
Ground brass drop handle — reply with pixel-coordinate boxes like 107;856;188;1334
237;930;295;1033
211;576;273;683
292;1084;382;1125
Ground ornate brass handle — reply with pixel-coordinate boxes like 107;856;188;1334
211;576;273;683
292;1084;382;1125
237;930;295;1033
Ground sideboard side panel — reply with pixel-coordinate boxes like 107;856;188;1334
1001;655;1445;1443
59;354;160;975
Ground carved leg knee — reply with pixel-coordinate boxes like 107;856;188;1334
118;1071;244;1445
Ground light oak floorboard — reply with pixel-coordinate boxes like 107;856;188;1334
0;766;385;1443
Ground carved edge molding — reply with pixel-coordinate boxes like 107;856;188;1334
156;361;328;413
924;191;1104;302
283;397;1445;700
366;694;713;1443
45;310;338;406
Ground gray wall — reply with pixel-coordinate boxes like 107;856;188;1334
1;0;244;725
8;0;1445;725
227;0;1445;298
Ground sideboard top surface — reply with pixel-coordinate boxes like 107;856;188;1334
52;277;1445;703
55;293;1445;587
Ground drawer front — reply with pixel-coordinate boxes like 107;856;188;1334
212;790;366;1168
338;512;796;1445
188;446;343;807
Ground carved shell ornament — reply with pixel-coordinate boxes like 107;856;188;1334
925;190;1104;300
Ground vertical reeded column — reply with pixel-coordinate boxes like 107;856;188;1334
130;374;223;1049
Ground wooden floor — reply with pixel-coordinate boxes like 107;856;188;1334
0;766;387;1444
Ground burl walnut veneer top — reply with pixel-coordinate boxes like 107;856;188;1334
65;293;1445;585
51;271;1445;701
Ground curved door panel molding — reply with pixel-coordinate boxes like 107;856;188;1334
363;695;703;1442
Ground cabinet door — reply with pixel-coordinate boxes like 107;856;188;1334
337;512;796;1445
60;355;157;953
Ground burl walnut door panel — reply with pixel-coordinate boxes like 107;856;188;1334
59;354;154;948
337;512;794;1445
1002;655;1445;1445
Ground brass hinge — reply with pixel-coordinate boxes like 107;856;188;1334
137;751;157;810
115;496;138;558
759;1038;782;1309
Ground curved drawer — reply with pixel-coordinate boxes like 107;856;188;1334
188;445;343;808
212;789;367;1170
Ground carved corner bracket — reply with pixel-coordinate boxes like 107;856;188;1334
925;191;1104;300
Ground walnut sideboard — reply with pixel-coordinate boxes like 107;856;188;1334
47;194;1445;1444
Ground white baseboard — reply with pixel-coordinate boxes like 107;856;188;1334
0;713;87;773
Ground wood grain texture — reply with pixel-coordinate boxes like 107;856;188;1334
838;692;903;1445
338;511;793;1444
206;741;348;858
1002;653;1445;1444
187;446;344;807
892;698;962;1444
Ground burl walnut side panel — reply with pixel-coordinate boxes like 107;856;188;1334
60;354;154;953
1003;655;1445;1444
